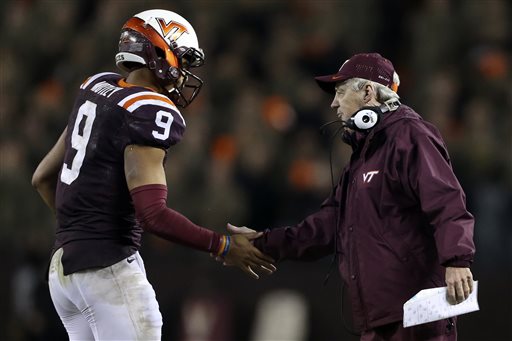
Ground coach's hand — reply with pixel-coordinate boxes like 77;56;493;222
227;223;258;235
445;267;473;305
223;234;276;279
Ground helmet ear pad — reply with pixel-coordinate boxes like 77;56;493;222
145;44;181;83
345;107;382;132
116;29;181;84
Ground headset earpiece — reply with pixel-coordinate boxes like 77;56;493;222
344;100;401;132
346;108;381;132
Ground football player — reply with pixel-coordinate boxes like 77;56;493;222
32;9;276;340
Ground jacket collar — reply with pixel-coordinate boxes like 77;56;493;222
343;105;421;153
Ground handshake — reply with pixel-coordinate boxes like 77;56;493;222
211;223;277;279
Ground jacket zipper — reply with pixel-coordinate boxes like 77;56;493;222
345;159;370;331
350;170;370;330
351;238;369;330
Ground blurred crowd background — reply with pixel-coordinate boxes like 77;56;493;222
1;0;511;340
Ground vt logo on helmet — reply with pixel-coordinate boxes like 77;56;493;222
116;9;205;107
155;18;188;41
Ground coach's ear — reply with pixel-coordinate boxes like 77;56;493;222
363;83;377;104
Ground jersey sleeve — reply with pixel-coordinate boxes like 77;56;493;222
118;91;186;149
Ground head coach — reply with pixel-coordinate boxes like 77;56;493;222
228;53;476;340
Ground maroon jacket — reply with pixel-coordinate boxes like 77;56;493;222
253;105;475;331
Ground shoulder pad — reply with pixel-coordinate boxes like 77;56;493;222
80;72;121;90
118;91;185;127
118;90;186;149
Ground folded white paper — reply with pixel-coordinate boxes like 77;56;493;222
403;281;479;327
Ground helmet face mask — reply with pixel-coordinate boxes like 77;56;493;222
175;46;204;68
115;10;205;108
165;68;203;108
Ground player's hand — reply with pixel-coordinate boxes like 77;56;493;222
223;234;276;279
445;267;473;305
210;223;261;262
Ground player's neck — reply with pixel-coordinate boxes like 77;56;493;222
125;68;162;93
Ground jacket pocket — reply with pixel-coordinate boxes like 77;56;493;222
379;230;414;264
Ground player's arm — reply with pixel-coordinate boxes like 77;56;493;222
32;127;67;214
124;144;276;279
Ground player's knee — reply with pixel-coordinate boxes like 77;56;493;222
136;309;163;339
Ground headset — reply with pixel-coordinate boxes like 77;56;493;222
344;99;401;132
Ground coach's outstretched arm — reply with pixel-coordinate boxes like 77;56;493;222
124;144;276;279
225;190;339;263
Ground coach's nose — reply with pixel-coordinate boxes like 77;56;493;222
331;95;339;109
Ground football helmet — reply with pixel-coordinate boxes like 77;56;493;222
116;9;205;107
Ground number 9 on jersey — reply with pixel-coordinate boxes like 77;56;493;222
152;111;174;140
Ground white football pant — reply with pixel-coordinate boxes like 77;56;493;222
48;248;162;340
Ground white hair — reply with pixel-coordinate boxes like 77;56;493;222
345;73;400;103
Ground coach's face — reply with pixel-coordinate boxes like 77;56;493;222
331;80;378;129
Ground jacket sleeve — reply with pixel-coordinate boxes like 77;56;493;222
252;192;338;262
403;124;475;267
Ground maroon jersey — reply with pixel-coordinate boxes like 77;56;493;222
54;72;185;275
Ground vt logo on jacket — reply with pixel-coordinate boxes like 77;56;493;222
362;170;379;183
